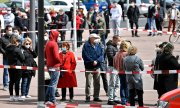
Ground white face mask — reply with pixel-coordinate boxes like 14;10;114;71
7;31;13;36
44;36;49;41
57;36;61;43
94;39;100;44
25;45;30;49
7;11;11;14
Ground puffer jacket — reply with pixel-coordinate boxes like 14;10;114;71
106;40;118;66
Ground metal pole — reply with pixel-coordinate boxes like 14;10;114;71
29;0;36;50
73;0;77;52
22;0;25;9
163;0;166;12
126;0;129;29
37;0;45;107
78;0;80;9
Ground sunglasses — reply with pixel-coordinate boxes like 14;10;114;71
25;43;31;45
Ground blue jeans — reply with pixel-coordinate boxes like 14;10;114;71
45;71;60;103
147;18;156;35
3;57;9;87
119;74;129;104
21;76;32;96
100;33;106;46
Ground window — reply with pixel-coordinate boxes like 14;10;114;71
60;1;68;5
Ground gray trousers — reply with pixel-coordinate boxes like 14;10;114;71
111;19;121;36
107;67;120;101
85;69;100;99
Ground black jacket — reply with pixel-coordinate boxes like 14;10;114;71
6;44;25;66
14;16;24;30
106;40;118;66
154;53;180;97
0;34;11;56
127;6;140;22
22;46;37;77
148;6;156;18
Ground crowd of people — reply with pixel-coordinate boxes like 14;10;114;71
0;0;180;107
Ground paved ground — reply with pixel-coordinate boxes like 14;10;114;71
0;18;180;108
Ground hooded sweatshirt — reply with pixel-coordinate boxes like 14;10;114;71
45;30;61;68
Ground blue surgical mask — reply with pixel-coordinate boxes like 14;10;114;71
62;47;67;53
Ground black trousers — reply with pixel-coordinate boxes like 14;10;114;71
100;73;108;94
62;87;74;99
155;19;163;31
77;30;83;48
9;69;22;96
129;89;144;107
60;31;66;41
130;21;139;35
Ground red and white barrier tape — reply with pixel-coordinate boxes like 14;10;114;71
2;27;178;35
0;64;179;74
46;103;149;108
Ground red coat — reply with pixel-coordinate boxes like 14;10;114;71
76;15;81;30
57;51;77;88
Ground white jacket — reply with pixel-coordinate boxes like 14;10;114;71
0;15;4;29
4;13;15;27
110;4;122;20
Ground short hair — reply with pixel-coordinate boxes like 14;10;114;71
128;46;137;55
5;25;12;31
112;35;120;40
62;42;70;50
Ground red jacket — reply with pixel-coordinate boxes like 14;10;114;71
57;51;77;88
76;15;81;30
45;30;61;68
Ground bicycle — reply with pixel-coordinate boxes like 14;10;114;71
169;21;180;43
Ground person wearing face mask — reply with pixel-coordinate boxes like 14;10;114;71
44;8;52;29
87;7;94;33
82;33;104;102
147;0;157;36
0;25;13;91
20;37;37;101
106;35;122;105
167;3;180;32
4;8;15;27
13;27;23;44
14;11;24;31
110;1;122;36
5;34;25;101
127;1;140;37
57;42;77;102
56;9;68;41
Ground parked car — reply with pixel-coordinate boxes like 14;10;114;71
5;0;52;10
157;88;180;108
107;0;153;17
81;0;108;11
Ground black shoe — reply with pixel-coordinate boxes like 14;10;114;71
55;91;60;97
148;34;152;36
60;98;66;101
85;97;90;102
152;34;156;36
114;100;121;104
135;35;140;37
69;99;74;102
93;98;102;102
107;101;117;105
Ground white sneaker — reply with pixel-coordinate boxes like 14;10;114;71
14;96;25;101
26;95;31;98
3;86;8;91
18;96;25;101
9;96;14;102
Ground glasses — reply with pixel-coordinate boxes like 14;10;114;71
25;43;31;45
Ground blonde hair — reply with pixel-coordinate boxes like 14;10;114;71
10;35;20;45
23;37;32;46
128;46;137;55
120;41;129;52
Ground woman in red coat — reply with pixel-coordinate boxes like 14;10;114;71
57;42;77;102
